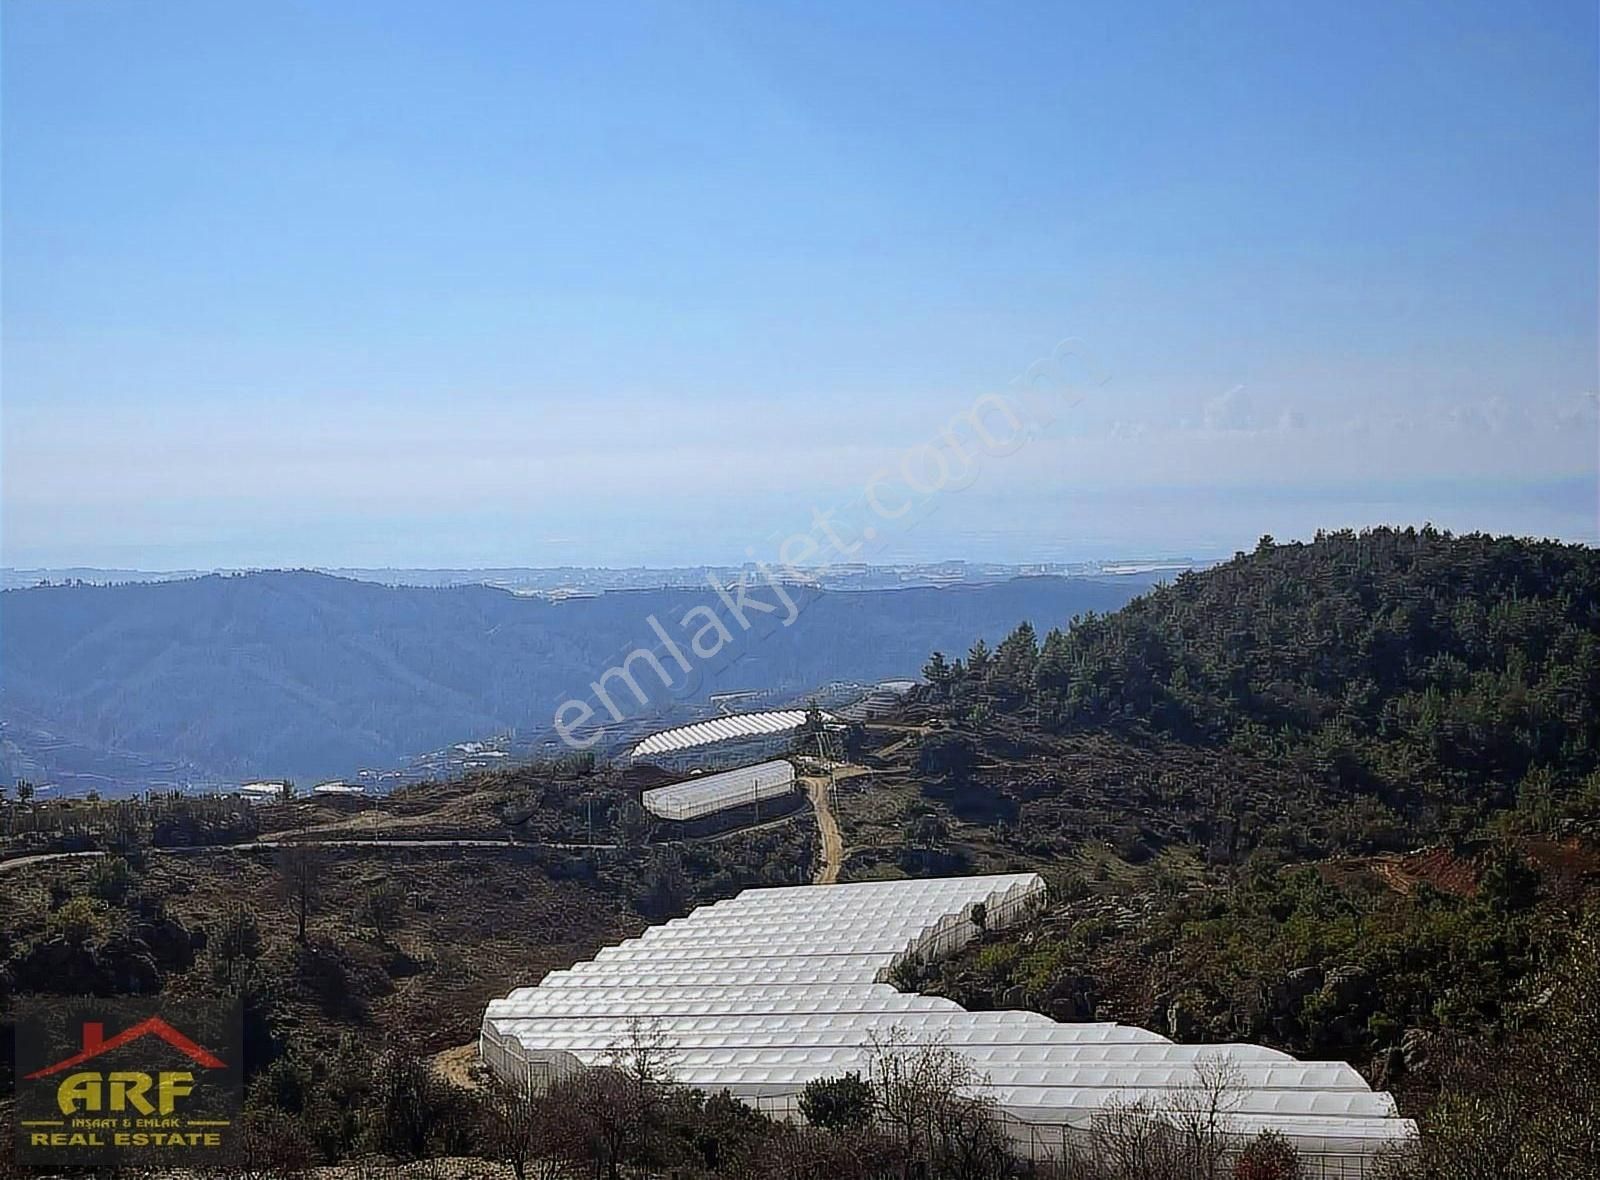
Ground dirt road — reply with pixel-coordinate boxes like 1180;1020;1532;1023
0;849;106;874
803;776;843;885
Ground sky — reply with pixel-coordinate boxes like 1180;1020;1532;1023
3;0;1596;570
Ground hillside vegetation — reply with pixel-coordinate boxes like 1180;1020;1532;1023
918;528;1600;858
866;529;1600;1178
0;755;820;1175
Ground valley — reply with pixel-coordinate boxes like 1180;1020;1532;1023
0;571;1153;795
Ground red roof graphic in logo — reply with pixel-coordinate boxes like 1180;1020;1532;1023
25;1018;227;1080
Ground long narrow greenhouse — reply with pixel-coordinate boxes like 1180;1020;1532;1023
640;759;798;820
481;873;1415;1177
631;710;815;757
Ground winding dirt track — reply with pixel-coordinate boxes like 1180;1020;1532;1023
803;776;843;885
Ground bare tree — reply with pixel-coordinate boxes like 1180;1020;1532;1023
554;1067;641;1180
752;1123;884;1180
480;1071;576;1180
1164;1055;1245;1179
275;843;328;943
1074;1055;1246;1180
931;1088;1014;1180
545;1017;682;1180
605;1013;681;1102
866;1026;1007;1180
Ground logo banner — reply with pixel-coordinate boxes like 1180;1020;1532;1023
13;997;243;1167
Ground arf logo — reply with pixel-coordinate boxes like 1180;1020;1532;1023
25;1017;228;1116
13;1000;242;1166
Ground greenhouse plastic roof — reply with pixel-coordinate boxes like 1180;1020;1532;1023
482;873;1415;1166
641;759;797;820
631;710;834;758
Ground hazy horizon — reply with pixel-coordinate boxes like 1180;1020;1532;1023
2;481;1594;573
6;494;1598;586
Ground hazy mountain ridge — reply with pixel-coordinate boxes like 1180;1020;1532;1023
0;570;1147;791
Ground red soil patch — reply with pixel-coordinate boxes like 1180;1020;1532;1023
1331;835;1600;900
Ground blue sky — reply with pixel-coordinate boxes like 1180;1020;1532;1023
3;0;1596;569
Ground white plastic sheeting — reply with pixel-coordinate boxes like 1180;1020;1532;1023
641;760;797;820
631;711;833;758
482;873;1414;1175
838;680;918;722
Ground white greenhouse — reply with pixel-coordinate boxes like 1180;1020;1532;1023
641;759;798;821
481;873;1415;1177
630;709;838;770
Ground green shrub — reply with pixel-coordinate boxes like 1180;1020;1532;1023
798;1072;875;1132
46;896;109;946
88;856;136;904
972;942;1020;981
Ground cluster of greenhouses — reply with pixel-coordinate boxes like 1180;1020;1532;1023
481;873;1414;1176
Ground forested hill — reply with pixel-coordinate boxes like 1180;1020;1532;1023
890;529;1600;1162
921;528;1600;828
0;570;1145;791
